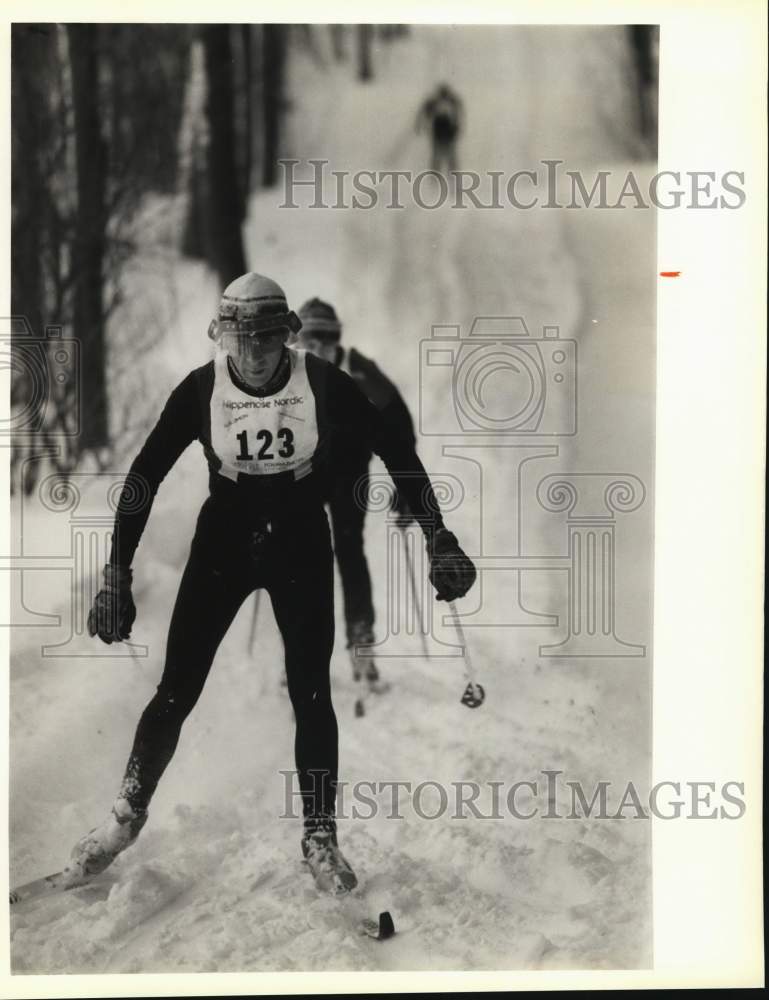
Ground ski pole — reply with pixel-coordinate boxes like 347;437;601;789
447;600;485;709
127;644;147;675
248;590;261;652
401;526;483;708
399;525;429;659
353;646;367;719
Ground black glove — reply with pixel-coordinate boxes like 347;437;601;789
87;564;136;644
427;528;476;602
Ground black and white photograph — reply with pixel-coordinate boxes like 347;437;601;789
1;1;764;991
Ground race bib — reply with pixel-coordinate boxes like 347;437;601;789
210;348;319;481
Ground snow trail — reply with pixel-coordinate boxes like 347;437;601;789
11;26;654;972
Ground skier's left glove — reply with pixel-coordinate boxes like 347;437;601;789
427;528;476;602
87;564;136;644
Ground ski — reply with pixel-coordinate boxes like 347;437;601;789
9;867;103;906
10;870;66;906
11;867;395;939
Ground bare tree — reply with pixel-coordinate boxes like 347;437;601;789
262;24;286;187
230;24;255;208
67;24;109;452
202;25;247;287
10;26;48;408
10;26;56;493
628;26;659;154
11;24;193;490
357;24;373;81
330;24;346;61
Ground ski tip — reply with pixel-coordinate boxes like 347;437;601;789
360;911;396;940
378;910;395;940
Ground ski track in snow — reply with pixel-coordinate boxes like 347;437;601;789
10;26;653;973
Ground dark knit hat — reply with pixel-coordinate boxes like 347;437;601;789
297;298;342;340
213;272;302;337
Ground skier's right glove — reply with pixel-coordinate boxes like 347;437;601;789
427;528;476;602
87;564;136;644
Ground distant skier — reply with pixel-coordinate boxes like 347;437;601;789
295;297;415;700
69;273;476;897
416;82;464;174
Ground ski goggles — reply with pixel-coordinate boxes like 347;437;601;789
219;331;287;361
208;309;302;343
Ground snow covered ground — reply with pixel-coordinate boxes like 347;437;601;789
9;26;655;973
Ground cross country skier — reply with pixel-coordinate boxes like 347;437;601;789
294;297;415;698
67;272;476;897
416;82;464;174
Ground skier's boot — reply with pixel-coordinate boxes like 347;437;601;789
362;659;390;695
348;621;390;696
62;797;148;888
301;816;358;896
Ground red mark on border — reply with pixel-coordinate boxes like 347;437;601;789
660;271;681;277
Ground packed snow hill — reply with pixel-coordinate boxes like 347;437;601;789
9;25;655;972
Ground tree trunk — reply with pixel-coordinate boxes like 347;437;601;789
67;24;109;451
357;24;373;81
10;26;50;493
628;26;658;151
229;24;253;212
11;27;46;366
262;25;285;187
239;24;253;204
330;24;346;61
202;25;247;288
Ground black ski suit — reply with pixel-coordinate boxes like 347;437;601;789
326;346;415;646
108;348;443;822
